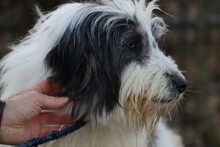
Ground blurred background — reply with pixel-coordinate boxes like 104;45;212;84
0;0;219;146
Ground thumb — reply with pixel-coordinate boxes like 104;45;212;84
39;95;69;110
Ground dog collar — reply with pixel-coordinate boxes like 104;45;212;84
15;120;87;147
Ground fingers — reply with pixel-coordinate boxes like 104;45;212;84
33;80;63;96
39;95;69;110
39;112;73;125
33;80;69;110
34;112;73;138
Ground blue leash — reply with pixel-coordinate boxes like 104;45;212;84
15;120;87;147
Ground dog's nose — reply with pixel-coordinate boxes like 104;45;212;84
168;74;188;94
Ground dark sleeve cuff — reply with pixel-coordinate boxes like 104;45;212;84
0;100;6;128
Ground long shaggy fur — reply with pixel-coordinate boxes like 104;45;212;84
0;0;186;147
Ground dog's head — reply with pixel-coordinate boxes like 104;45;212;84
43;0;187;128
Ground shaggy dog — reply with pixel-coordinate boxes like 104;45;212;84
0;0;187;146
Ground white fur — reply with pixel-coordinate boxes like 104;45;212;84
0;0;184;147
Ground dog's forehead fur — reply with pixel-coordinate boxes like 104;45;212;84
34;0;165;52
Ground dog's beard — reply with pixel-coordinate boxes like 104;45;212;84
124;93;176;139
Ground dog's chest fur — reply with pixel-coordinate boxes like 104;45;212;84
44;123;147;147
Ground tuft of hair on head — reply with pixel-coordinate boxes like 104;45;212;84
34;5;47;22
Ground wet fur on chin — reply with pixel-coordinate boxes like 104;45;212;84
0;0;185;147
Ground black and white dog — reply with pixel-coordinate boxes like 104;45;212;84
0;0;187;146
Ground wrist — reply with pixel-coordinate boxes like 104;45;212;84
0;100;6;128
0;100;6;143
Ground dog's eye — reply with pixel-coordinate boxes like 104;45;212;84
122;32;142;51
125;42;136;49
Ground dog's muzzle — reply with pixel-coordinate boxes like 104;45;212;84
155;72;188;104
167;73;188;94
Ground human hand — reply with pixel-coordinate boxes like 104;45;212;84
0;80;73;145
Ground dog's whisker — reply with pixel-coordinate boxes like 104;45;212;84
180;70;187;74
186;89;200;94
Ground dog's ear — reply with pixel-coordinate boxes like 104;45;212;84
45;26;120;120
45;28;90;97
151;17;167;40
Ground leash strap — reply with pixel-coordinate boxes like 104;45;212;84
15;120;87;147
